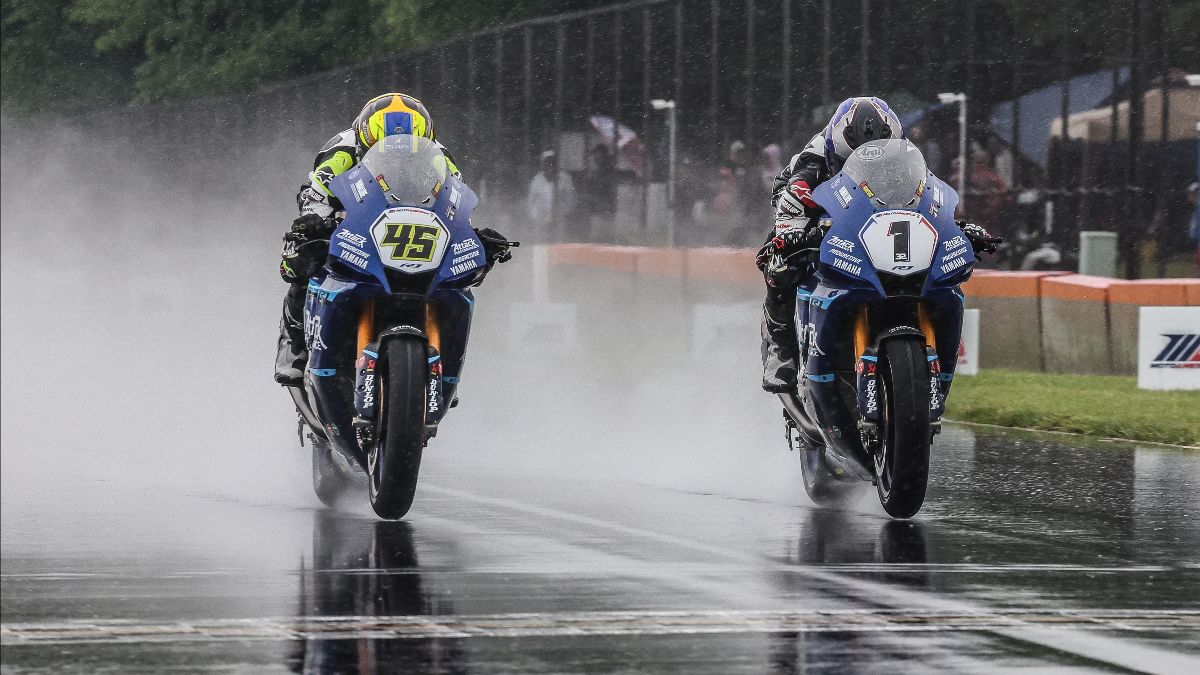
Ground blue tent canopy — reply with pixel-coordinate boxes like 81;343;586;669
990;68;1129;167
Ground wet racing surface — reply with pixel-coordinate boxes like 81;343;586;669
3;426;1198;674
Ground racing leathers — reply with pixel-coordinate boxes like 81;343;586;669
274;129;510;386
757;131;838;393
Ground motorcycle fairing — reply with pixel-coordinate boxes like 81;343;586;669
326;165;487;295
798;171;968;467
303;270;381;463
811;170;968;296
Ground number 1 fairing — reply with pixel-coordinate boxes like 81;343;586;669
786;138;973;517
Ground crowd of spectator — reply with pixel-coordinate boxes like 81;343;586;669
515;115;1196;278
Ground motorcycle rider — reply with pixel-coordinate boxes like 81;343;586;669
757;96;1001;392
275;92;513;385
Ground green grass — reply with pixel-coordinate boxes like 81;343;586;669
946;370;1200;447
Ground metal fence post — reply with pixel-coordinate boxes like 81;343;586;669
553;21;566;242
745;0;756;145
781;0;791;140
710;0;720;149
467;39;477;143
642;7;652;231
1125;0;1144;279
821;0;831;106
523;26;534;171
860;0;870;92
612;10;623;166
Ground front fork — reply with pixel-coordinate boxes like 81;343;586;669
854;303;948;452
351;301;447;452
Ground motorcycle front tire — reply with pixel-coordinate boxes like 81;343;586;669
368;335;427;519
875;337;932;518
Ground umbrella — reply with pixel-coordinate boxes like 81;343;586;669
588;114;646;176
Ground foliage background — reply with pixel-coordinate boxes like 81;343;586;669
3;0;1199;115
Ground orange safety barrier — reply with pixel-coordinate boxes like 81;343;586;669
683;247;760;286
959;270;1070;298
634;247;686;278
548;245;1200;306
1108;279;1200;306
1039;274;1116;302
547;244;640;274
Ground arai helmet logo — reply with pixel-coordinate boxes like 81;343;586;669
857;145;885;160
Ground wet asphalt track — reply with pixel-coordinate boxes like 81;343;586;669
2;426;1198;674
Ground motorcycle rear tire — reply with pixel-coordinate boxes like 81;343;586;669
369;336;427;519
875;337;932;518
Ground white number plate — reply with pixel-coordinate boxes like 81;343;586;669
369;207;449;274
858;211;938;276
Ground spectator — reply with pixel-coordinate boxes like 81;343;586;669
713;140;757;243
759;143;784;195
954;150;1010;242
908;123;942;175
1188;182;1199;276
988;135;1015;188
580;144;617;239
525;150;577;243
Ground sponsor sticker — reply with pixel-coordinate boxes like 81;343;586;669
828;235;856;252
831;257;863;276
304;314;328;351
337;229;369;247
452;238;480;255
836;185;854;208
450;260;479;275
939;256;969;275
339;249;369;269
352;179;368;203
830;248;864;265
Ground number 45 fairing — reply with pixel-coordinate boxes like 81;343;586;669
290;134;492;519
781;138;974;518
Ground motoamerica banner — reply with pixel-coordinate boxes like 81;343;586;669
1138;307;1200;390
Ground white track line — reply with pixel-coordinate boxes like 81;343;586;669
421;484;1200;675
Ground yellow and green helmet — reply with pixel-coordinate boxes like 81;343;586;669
353;93;435;150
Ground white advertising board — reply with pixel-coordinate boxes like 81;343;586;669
1138;306;1200;390
509;302;577;355
956;308;980;376
692;303;760;358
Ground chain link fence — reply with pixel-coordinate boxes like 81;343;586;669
73;0;1199;277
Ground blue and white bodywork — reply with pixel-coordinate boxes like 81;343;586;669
299;134;486;466
787;138;972;478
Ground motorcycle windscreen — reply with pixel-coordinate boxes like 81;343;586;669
840;139;928;211
360;134;449;208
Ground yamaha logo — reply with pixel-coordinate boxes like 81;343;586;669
857;145;885;160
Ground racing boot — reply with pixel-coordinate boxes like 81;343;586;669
761;287;800;393
274;283;308;386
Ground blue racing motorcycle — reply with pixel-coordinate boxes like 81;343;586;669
287;134;515;519
779;139;972;518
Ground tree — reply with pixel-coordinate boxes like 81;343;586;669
1;0;135;114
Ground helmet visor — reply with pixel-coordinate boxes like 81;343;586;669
359;134;448;206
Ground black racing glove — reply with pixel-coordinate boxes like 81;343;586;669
756;225;822;287
958;220;1003;256
279;214;337;282
474;227;519;267
291;213;337;240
